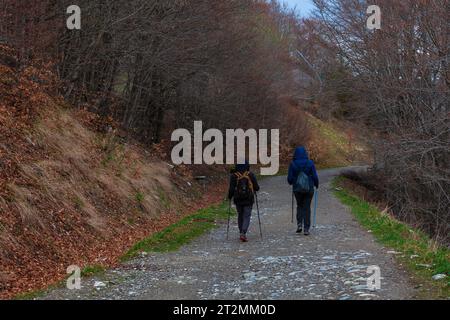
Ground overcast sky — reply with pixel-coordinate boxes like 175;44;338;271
280;0;315;17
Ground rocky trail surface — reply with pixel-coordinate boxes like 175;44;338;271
42;167;417;300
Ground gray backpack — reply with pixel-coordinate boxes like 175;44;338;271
292;163;312;194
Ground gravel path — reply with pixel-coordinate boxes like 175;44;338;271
42;167;417;300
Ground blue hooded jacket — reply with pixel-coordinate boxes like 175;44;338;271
287;147;319;190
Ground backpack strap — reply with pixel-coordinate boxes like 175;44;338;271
234;171;254;192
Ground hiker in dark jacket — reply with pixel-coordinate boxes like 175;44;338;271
228;161;260;242
287;146;319;235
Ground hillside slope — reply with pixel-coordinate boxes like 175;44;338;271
305;113;371;169
0;47;225;299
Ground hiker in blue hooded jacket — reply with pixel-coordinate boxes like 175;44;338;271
228;161;260;242
287;146;319;235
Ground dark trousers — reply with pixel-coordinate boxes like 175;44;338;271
236;205;252;235
294;191;314;231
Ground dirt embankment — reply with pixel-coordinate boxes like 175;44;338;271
0;46;226;299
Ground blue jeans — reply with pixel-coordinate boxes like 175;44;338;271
294;191;314;231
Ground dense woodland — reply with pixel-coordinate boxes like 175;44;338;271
1;0;304;144
304;0;449;244
0;0;448;244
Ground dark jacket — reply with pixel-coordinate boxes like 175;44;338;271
228;162;260;206
287;147;319;190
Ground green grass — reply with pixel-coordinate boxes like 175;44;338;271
81;265;105;277
308;115;349;149
14;264;106;300
135;191;145;204
121;201;234;261
333;177;450;298
306;113;370;169
14;288;50;300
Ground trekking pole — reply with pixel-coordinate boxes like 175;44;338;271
291;192;294;224
255;192;263;239
313;188;318;228
226;199;231;240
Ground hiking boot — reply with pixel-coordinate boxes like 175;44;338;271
296;227;303;234
304;230;310;236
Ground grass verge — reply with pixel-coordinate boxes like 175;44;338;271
121;201;234;261
13;202;230;300
14;288;53;300
81;265;106;277
333;176;449;299
13;264;106;300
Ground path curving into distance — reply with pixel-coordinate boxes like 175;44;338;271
42;167;416;300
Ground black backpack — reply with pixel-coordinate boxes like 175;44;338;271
234;171;254;202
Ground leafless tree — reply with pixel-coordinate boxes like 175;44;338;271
300;0;449;243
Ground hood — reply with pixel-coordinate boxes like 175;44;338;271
293;146;309;161
235;161;250;172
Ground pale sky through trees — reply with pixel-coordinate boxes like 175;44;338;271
280;0;315;16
